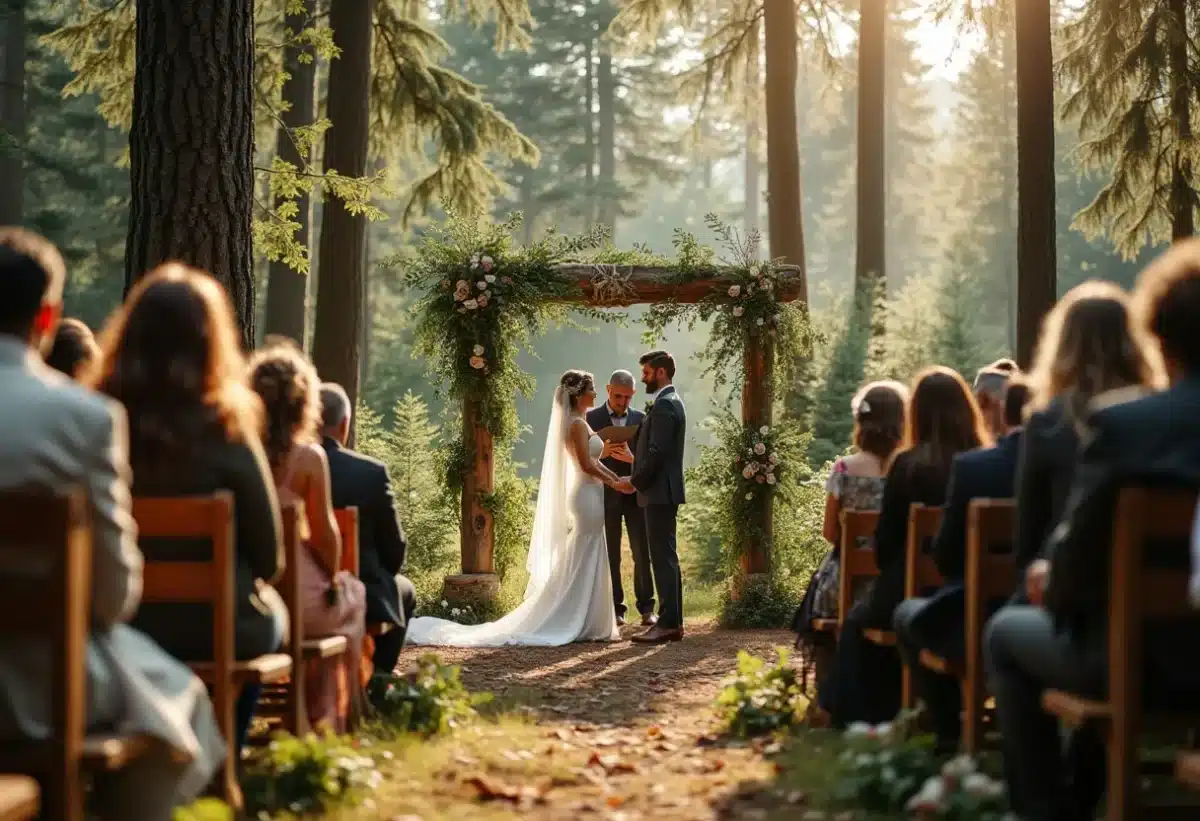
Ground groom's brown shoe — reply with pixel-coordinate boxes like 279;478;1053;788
631;625;683;644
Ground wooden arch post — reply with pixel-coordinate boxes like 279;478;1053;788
442;265;804;604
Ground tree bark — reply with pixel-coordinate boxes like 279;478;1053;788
763;0;807;302
584;36;596;229
0;0;25;226
744;127;760;242
1168;0;1194;240
1014;0;1057;368
855;0;886;302
596;19;617;239
263;0;317;347
126;1;256;346
311;0;373;423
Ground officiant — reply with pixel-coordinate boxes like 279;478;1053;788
587;370;657;627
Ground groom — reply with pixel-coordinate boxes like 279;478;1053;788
630;350;686;643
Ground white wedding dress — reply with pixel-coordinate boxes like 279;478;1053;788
407;390;620;647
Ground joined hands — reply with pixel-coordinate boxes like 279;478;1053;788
613;478;636;495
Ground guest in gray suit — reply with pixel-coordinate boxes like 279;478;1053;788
0;229;224;821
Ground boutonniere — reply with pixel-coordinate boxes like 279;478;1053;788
644;400;654;413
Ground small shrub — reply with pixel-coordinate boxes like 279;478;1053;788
172;799;232;821
714;648;809;738
833;727;939;813
718;572;800;629
368;653;490;736
241;733;383;817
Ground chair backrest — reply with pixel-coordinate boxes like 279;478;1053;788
1105;486;1199;817
334;508;359;576
275;500;304;649
132;494;235;769
905;504;944;598
0;488;90;819
838;510;881;624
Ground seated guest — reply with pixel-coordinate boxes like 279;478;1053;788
1014;282;1161;580
893;379;1030;748
973;365;1013;439
986;242;1200;821
91;263;288;752
987;357;1019;373
820;366;990;727
319;382;415;678
45;317;98;378
249;347;366;731
793;381;908;674
0;232;223;821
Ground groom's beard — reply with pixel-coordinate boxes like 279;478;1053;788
644;378;659;394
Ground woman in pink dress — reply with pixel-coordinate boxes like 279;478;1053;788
249;343;366;731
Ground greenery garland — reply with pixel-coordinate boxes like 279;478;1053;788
399;210;815;609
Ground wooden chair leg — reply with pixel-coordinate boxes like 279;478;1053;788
901;665;914;711
960;677;979;755
1107;725;1136;821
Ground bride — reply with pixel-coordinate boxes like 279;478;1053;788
406;370;633;647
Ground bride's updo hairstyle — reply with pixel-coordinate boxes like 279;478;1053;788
560;369;595;410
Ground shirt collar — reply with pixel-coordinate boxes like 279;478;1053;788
606;403;627;418
0;335;40;370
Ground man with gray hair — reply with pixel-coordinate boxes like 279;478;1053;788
973;363;1018;439
586;369;656;626
319;382;415;676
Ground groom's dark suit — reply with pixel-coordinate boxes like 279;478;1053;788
586;403;654;619
631;386;686;630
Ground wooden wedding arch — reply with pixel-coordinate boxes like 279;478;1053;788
443;263;806;602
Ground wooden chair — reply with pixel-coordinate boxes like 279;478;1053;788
900;504;944;709
334;507;395;640
1041;487;1200;821
263;502;349;736
0;489;154;821
913;499;1015;752
1177;752;1200;793
0;776;38;821
830;510;882;636
133;493;292;808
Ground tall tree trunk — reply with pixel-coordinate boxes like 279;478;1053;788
744;126;760;240
1013;0;1057;368
855;0;886;303
518;169;536;244
1000;25;1018;353
0;0;26;226
264;0;317;347
596;20;617;240
584;37;596;228
126;0;256;347
763;0;807;300
311;0;373;433
1168;0;1194;239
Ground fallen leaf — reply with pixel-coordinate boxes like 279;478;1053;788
646;725;663;738
463;774;520;801
605;795;625;809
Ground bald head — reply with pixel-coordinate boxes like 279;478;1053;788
606;369;637;415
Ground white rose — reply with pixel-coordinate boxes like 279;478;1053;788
451;608;461;617
755;318;765;326
774;313;782;323
905;776;946;813
751;265;762;279
477;281;487;290
754;443;766;455
760;425;770;435
962;773;993;796
472;344;484;356
471;254;480;263
440;599;449;607
464;299;478;310
481;255;493;265
744;492;754;500
485;274;496;283
768;452;778;464
728;285;741;298
732;306;744;317
766;474;776;485
470;261;479;270
845;722;872;738
942;754;976;778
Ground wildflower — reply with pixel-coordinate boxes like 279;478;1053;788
754;443;767;455
441;599;449;607
472;344;485;356
451;608;461;617
733;306;744;317
463;299;478;310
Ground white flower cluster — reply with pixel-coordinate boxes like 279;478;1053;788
736;425;779;499
904;754;1009;816
440;600;475;621
725;263;784;330
451;251;514;315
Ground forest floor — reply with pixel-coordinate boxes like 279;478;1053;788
325;620;881;821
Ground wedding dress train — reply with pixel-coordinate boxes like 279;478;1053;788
407;411;620;647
